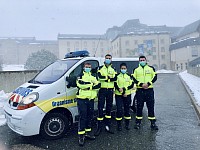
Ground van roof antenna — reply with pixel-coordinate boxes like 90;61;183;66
94;35;101;57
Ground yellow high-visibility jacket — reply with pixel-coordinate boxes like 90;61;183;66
76;71;100;99
132;65;156;88
114;73;134;95
98;64;117;88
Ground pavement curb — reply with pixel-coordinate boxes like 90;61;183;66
179;74;200;125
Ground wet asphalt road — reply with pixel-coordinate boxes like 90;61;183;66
1;73;200;150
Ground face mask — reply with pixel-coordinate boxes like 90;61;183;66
139;61;146;66
84;68;91;73
105;59;111;65
121;69;127;74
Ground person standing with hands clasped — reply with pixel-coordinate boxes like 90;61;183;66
132;56;158;130
114;63;134;131
76;62;100;146
94;54;117;136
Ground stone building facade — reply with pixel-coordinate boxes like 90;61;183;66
0;37;58;65
57;34;110;59
110;32;171;70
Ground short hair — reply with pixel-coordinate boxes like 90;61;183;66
84;62;91;66
105;54;112;58
139;55;146;60
120;63;127;68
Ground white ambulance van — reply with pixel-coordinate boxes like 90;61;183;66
4;51;139;139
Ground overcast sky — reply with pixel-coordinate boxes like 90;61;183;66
0;0;199;40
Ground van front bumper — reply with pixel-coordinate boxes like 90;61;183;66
4;103;45;136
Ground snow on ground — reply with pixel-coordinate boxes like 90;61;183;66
156;69;177;73
0;91;10;126
179;70;200;106
0;70;200;127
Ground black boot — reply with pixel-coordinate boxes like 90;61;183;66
125;119;130;130
105;118;114;134
117;120;122;131
94;121;102;136
134;119;141;129
150;120;158;130
85;132;96;140
78;134;85;146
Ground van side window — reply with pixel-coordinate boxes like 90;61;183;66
69;64;83;78
69;60;99;78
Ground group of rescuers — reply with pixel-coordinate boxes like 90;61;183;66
76;54;158;146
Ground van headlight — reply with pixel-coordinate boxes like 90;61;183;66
17;93;39;110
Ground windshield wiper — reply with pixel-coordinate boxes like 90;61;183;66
34;80;43;84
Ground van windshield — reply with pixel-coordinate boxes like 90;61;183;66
30;59;79;84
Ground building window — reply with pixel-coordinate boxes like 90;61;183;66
75;41;79;47
84;41;87;47
152;47;156;52
134;40;138;45
92;42;95;47
153;55;156;60
191;47;198;57
180;63;183;70
161;47;165;52
160;39;165;44
161;55;165;60
185;63;188;69
125;40;129;46
176;64;179;70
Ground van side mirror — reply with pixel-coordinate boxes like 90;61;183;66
66;76;77;88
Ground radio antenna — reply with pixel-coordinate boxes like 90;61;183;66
94;35;101;57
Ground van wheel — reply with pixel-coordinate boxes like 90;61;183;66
40;113;69;140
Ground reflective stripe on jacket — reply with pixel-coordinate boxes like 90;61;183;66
76;71;100;99
132;65;156;88
98;65;117;88
115;73;134;95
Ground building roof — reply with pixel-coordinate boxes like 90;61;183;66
189;57;200;66
57;34;107;40
105;19;181;40
169;37;200;51
176;20;200;38
111;31;170;42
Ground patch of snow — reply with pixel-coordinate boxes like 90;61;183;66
179;70;200;106
2;64;25;71
0;90;10;126
156;69;176;73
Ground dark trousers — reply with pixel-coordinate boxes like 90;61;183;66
115;95;131;119
97;88;113;119
77;98;94;134
135;88;155;122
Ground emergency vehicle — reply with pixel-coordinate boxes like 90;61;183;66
4;51;139;139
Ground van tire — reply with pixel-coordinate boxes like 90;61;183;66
40;113;69;140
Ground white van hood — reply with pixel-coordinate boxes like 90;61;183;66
8;82;49;108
